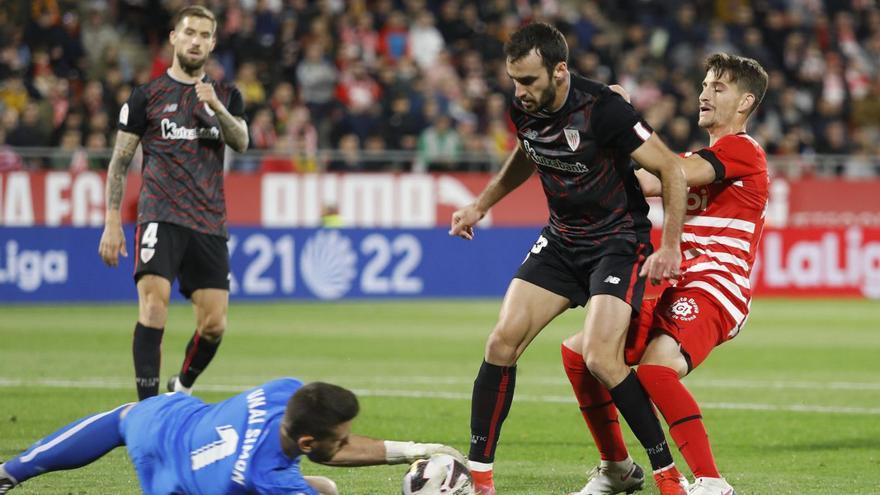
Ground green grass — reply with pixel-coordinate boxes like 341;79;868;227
1;299;879;494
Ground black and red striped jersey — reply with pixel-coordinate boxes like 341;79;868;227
118;71;245;237
509;73;654;247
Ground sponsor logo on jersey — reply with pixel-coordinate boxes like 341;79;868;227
118;103;129;125
564;128;580;151
160;118;220;140
162;103;178;113
669;296;700;321
522;128;538;140
522;139;589;173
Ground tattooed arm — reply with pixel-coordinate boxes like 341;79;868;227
196;82;249;153
98;131;141;267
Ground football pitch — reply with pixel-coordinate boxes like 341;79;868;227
1;299;878;494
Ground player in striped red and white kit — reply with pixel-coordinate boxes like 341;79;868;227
562;54;769;495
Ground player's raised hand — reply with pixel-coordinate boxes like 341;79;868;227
195;81;220;111
449;204;484;240
98;224;128;267
640;246;681;285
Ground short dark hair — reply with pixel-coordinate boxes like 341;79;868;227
172;5;217;35
504;22;568;75
705;53;768;117
283;382;359;441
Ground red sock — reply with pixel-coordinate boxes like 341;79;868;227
561;344;628;462
636;364;720;478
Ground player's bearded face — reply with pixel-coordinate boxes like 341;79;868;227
171;16;216;74
508;52;560;113
305;422;351;463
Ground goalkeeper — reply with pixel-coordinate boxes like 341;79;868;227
0;378;462;495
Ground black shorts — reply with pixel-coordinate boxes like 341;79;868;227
514;229;651;310
133;222;230;298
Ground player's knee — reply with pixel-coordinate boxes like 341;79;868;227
484;329;520;365
583;350;624;385
139;298;169;327
198;314;226;340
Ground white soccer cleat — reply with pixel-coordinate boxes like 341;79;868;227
569;457;645;495
166;375;193;395
686;477;735;495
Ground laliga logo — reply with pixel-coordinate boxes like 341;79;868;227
759;227;880;298
0;241;68;292
300;230;357;300
669;297;699;321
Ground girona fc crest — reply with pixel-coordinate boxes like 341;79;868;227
564;128;580;151
669;297;699;321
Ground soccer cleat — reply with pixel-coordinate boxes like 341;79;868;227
166;375;193;395
568;458;645;495
471;469;496;495
0;463;16;494
686;477;735;495
653;465;688;495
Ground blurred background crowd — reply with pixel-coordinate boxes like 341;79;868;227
0;0;878;176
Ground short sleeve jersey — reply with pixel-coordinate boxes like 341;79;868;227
678;133;769;335
161;378;317;495
118;72;245;237
509;74;654;247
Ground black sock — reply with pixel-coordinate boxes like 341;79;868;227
609;370;674;470
133;323;163;400
468;360;517;464
178;331;222;388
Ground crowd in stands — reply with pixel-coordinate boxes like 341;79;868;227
1;0;879;176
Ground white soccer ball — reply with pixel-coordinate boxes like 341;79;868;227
401;453;475;495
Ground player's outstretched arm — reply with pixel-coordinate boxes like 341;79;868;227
449;144;535;240
635;154;719;197
98;131;141;267
631;135;687;284
319;436;465;467
195;82;249;152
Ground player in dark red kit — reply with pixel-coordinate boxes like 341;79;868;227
449;23;688;495
563;54;768;495
98;6;248;400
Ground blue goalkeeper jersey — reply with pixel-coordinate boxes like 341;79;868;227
122;378;318;495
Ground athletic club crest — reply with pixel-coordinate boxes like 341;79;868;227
564;128;580;151
669;297;700;321
140;248;155;264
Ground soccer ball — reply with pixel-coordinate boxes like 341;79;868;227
401;453;475;495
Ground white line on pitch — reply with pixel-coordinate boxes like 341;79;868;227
0;377;878;415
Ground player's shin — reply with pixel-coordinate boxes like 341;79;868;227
609;370;675;471
637;364;720;479
468;360;516;468
561;344;628;461
133;323;163;400
2;404;129;484
178;330;222;388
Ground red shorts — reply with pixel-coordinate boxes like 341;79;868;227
624;286;738;370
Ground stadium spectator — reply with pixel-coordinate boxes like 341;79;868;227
1;0;879;175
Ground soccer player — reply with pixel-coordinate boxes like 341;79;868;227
0;379;464;494
562;53;769;495
97;6;248;400
449;23;689;495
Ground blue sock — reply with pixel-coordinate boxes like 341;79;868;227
3;403;131;484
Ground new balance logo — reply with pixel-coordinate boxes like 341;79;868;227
604;276;621;284
162;103;178;113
